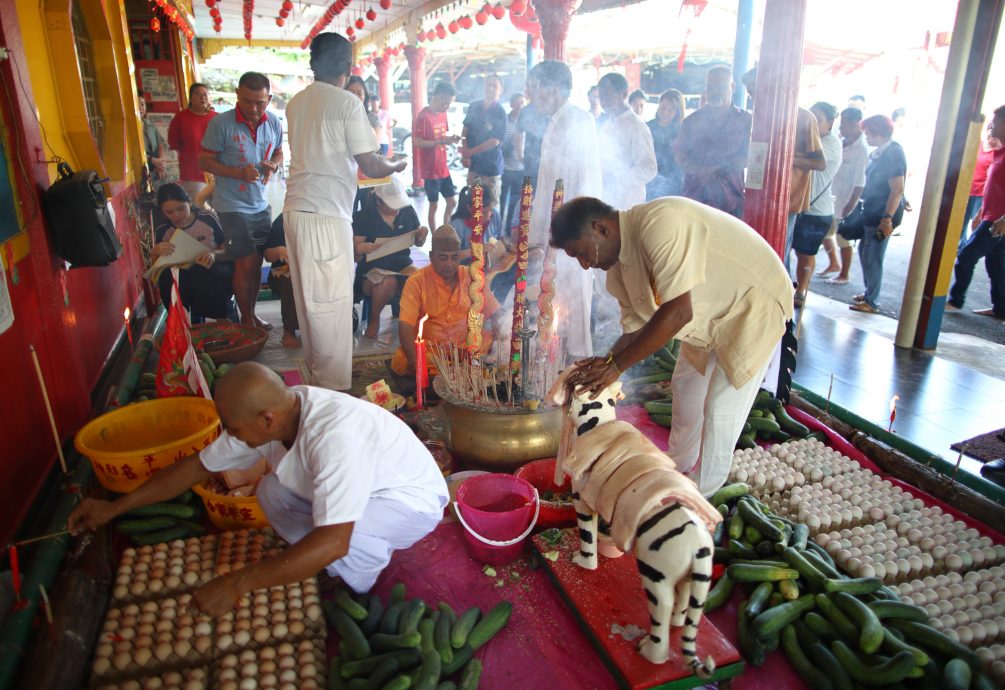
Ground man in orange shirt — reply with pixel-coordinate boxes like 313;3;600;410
391;225;499;377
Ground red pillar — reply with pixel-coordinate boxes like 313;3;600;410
405;45;427;188
533;0;580;62
741;0;807;257
374;55;393;112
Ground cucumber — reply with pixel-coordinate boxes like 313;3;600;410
736;600;766;666
436;602;457;624
824;577;883;596
643;400;674;415
441;645;474;676
735;433;756;450
341;651;422;679
365;658;401;690
726;564;799;583
792;619;821;647
450;607;481;649
805;539;837;566
754;539;776;559
713;514;726;543
782;546;827;589
792;523;810;550
649;414;673;428
769;429;793;442
803;549;842;579
728;510;746;541
458;659;482;690
713;547;732;564
754;389;774;407
830;641;917;687
866;600;928;623
131;525;190;545
768;592;784;608
748;417;782;434
332;607;372;659
336;588;370;622
168;518;205;536
418;618;436;655
362;596;386;637
467;601;512;650
815;593;859;642
832;592;887;655
413;650;441;690
711;482;749;506
971;672;997;690
774;406;811;437
329;658;347;690
728;539;756;559
880;627;928;666
736;499;783;542
434;611;453;664
624;372;673;385
380;602;407;635
886;620;982;672
744;525;764;545
746;581;775;618
778;578;800;601
806;641;853;690
390;583;407;605
380;676;412;690
436;684;456;690
123;502;196;519
806;431;828;443
804;612;841;643
782;625;834;690
115;517;176;534
704;574;734;612
654;356;676;372
399;599;426;635
371;632;423;652
747;409;764;418
750;594;815;639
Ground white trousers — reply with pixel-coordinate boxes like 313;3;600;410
283;211;354;390
668;351;770;497
556;253;593;359
256;474;442;593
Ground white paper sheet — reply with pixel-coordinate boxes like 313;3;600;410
366;230;416;262
144;228;213;282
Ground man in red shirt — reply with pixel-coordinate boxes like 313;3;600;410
413;82;460;231
958;117;1001;252
168;83;216;197
947;104;1005;321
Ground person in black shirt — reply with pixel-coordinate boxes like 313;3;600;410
646;89;685;200
353;176;429;338
263;215;301;348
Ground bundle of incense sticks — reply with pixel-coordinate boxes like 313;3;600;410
510;176;533;373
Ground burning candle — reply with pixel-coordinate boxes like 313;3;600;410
466;184;486;356
510;176;533;372
8;545;20;603
888;394;899;433
415;314;429;409
123;307;133;350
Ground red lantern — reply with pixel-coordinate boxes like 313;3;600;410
492;3;506;19
366;8;376;20
427;29;437;41
475;10;488;24
279;8;289;17
276;17;285;26
510;0;526;15
150;16;161;32
355;17;365;29
459;15;472;29
435;22;446;38
282;0;293;9
346;27;355;37
380;0;391;8
204;0;215;6
209;7;219;17
155;0;166;6
448;20;458;33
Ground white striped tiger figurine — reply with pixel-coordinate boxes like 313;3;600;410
546;368;723;673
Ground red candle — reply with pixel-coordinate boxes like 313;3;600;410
888;394;899;433
8;545;20;602
415;314;429;409
510;177;533;372
123;307;133;350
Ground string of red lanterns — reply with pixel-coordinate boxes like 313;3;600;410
300;0;355;49
150;0;195;41
276;0;294;27
204;0;223;33
242;0;255;41
416;2;529;44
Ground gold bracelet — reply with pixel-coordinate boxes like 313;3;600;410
604;353;621;375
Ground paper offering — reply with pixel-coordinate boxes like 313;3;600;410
144;228;213;282
366;231;416;262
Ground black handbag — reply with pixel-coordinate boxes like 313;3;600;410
41;162;121;267
837;202;866;241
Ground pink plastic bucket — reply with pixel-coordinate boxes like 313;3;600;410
454;473;539;566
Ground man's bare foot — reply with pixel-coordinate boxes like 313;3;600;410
817;266;840;276
363;325;380;339
281;330;301;348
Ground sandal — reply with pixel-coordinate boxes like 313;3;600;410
849;302;879;314
793;292;806;309
852;294;866;302
825;276;850;285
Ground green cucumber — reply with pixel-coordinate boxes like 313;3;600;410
362;596;386;637
748;409;764;418
457;658;482;690
782;546;827;589
131;525;190;545
782;625;834;690
815;594;859;642
380;676;412;690
792;523;810;550
371;632;423;652
332;607;371;659
805;539;837;566
436;683;456;690
736;499;783;541
804;612;841;643
792;619;821;647
450;607;481;648
744;525;764;545
806;641;853;690
434;612;453;664
724;559;790;569
436;602;457;624
727;539;756;559
643;400;674;415
364;658;401;690
341;650;422;679
746;581;775;618
711;482;749;506
168;518;205;536
398;599;426;635
115;517;176;534
728;510;746;541
467;601;512;650
624;372;673;385
832;592;885;654
726;564;799;583
704;574;733;612
713;547;732;564
123;502;196;519
390;583;407;605
380;602;407;634
748;417;782;434
649;414;673;428
943;659;972;690
803;548;842;579
754;539;776;559
336;588;369;621
654;356;676;372
418;618;436;655
413;650;441;690
750;594;816;639
713;515;726;543
754;389;774;407
886;620;982;672
778;578;800;601
441;646;474;676
774;406;811;437
830;641;916;687
823;577;883;596
736;600;766;666
880;627;928;666
736;433;757;450
866;600;928;623
329;657;347;690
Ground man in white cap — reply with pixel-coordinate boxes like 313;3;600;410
352;175;428;338
283;32;406;390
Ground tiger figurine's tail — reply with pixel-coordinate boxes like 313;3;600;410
679;540;716;678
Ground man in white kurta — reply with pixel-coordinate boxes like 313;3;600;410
284;33;406;389
553;197;793;497
527;60;603;359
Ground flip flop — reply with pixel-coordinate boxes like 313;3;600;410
973;308;1005;321
817;268;840;277
852;294;866;302
825;276;850;285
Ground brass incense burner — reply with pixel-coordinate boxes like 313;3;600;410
433;375;562;470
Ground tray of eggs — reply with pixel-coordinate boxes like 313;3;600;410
214;529;284;576
91;594;214;682
94;666;209;690
213;638;326;690
111;536;218;605
215;579;324;656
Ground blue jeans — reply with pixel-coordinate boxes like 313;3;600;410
959;194;983;253
784;213;797;273
858;226;890;309
499;168;524;238
949;220;1005;316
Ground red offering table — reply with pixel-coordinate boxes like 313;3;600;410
530;529;744;690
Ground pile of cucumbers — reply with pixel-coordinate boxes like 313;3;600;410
324;582;512;690
131;355;234;403
705;483;996;689
113;490;206;545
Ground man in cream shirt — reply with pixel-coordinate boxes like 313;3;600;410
553;197;792;496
